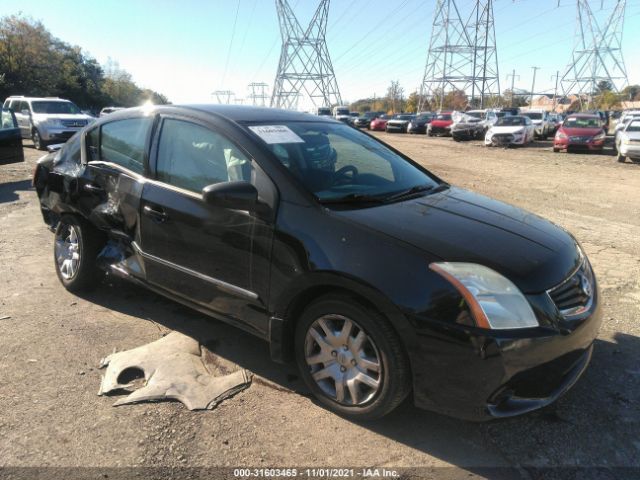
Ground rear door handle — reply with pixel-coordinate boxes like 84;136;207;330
143;205;168;223
83;183;104;193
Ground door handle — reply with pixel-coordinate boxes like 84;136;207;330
83;183;104;193
143;205;168;223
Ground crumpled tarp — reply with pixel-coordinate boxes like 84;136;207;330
98;332;252;410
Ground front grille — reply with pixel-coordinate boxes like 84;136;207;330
569;135;590;143
61;119;87;128
547;259;594;317
491;133;514;144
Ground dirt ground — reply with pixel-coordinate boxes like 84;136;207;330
0;133;639;479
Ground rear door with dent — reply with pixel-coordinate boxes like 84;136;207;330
77;115;154;248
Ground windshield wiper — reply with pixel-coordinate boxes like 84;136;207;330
318;193;387;205
384;183;448;202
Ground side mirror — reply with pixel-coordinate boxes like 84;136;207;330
202;181;259;211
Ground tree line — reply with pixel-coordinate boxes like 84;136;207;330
0;15;169;112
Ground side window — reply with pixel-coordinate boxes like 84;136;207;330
100;117;152;174
156;119;251;193
1;109;17;129
86;127;100;161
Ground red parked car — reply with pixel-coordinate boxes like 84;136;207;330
553;114;606;153
370;114;392;131
427;112;453;136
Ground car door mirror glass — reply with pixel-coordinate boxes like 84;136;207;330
202;181;259;211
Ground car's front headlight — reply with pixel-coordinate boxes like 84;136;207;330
592;132;606;141
513;128;524;135
430;262;539;330
621;137;630;145
556;132;567;140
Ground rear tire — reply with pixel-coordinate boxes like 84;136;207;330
54;215;105;293
617;153;626;163
294;294;411;420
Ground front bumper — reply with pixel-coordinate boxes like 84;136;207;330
408;124;426;134
485;133;525;146
38;126;82;142
386;123;408;132
619;143;640;158
554;138;605;152
411;284;602;421
428;125;451;136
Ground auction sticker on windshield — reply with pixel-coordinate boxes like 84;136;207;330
248;125;305;144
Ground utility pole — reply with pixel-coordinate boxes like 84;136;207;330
551;70;560;111
418;0;500;111
506;69;519;107
271;0;342;110
530;66;540;107
561;0;628;108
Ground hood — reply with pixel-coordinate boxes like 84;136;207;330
388;119;411;125
489;125;526;134
336;187;580;293
560;126;603;136
452;121;482;130
33;113;92;122
431;119;453;127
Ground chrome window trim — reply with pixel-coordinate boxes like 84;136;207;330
131;242;259;301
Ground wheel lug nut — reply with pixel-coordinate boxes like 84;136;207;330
331;351;337;357
340;366;346;372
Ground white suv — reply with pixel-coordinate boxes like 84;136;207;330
2;96;94;150
521;109;551;139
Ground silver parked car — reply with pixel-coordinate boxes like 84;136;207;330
2;96;94;150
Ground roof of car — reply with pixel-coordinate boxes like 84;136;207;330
181;104;336;123
565;113;600;118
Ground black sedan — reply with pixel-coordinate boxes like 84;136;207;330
353;111;380;129
33;105;602;421
407;113;433;134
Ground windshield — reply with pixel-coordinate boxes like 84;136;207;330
335;108;349;116
435;114;451;121
362;112;377;118
495;117;525;126
627;121;640;132
563;117;600;128
31;101;81;114
394;115;414;120
251;122;438;203
523;112;542;120
416;115;431;121
317;108;331;115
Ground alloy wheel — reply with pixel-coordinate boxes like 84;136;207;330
304;314;382;406
55;224;80;280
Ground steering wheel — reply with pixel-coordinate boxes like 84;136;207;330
333;165;359;185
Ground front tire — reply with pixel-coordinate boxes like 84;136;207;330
294;294;411;420
32;129;46;151
54;215;105;293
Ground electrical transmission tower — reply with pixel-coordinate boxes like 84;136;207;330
212;90;235;104
271;0;342;110
418;0;500;111
248;82;270;106
561;0;628;107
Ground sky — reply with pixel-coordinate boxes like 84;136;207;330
1;0;639;110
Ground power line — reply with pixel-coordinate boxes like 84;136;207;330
220;0;241;88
